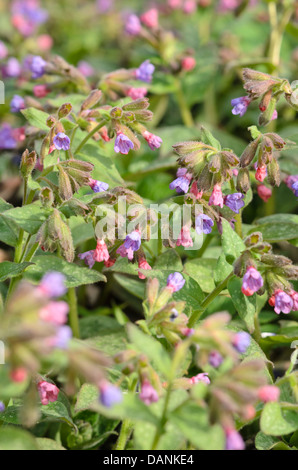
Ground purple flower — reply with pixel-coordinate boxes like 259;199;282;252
77;61;95;77
241;266;263;297
125;14;141;36
10;95;25;113
114;133;134;155
190;373;210;385
170;168;192;194
79;250;96;269
124;230;141;252
89;179;109;193
285;175;298;192
195;214;214;235
30;55;46;79
274;290;293;314
0;124;17;150
53;132;70;151
225;429;245;451
135;60;155;83
224;193;245;214
96;0;114;13
167;272;185;293
143;131;162;150
39;272;67;298
117;244;134;261
0;41;8;60
12;0;48;36
48;325;72;350
139;381;159;405
100;382;122;408
231;96;251;117
233;332;251;354
292;181;298;197
3;57;21;78
0;401;5;413
209;351;223;368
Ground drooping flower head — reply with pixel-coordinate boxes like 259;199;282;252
224;193;245;214
169;168;192;194
231;96;251;117
38;381;59;406
176;225;193;248
94;239;110;263
79;250;96;269
167;272;185;293
195;214;214;235
209;184;224;208
39;271;67;298
135;60;155;83
143;131;162;151
117;243;134;261
290;291;298;311
125;14;142;36
114;133;134;155
273;290;293;314
241;266;263;297
257;184;272;202
138;258;152;280
139;381;159;405
124;229;142;253
99;382;123;408
88;179;109;193
29;55;46;79
232;332;251;354
292;181;298;197
255;165;267;183
181;56;196;72
53;132;70;151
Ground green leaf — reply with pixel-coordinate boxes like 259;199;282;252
0;261;32;282
113;273;145;299
3;202;51;235
36;438;66;450
173;274;204;315
0;198;19;247
260;402;298;436
0;427;39;450
250;222;298;242
221;218;245;263
42;401;76;429
154;249;183;272
200;126;221;151
184;258;216;293
170;403;225;450
75;384;99;414
0;367;29;400
228;277;256;333
255;432;280;450
24;255;106;286
21;107;50;131
127;324;172;378
84;331;127;356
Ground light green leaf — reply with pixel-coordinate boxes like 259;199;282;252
0;427;39;450
3;202;51;235
221;218;245;263
228;277;256;333
261;402;298;436
21;107;50;131
36;438;66;450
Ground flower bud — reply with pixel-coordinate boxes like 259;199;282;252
20;149;37;178
58;103;72;119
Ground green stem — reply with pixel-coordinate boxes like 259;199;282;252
234;211;243;239
175;79;194;128
74;119;106;155
188;271;234;327
268;2;294;71
68;287;80;339
115;419;134;450
151;383;172;450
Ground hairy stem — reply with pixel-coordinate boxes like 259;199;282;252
68;287;80;339
74;119;106;155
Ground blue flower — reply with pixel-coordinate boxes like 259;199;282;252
135;60;155;83
53;132;71;151
10;95;25;113
114;133;134;155
195;214;214;235
224;193;245;214
30;55;46;79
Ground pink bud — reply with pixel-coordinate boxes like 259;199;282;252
139;380;159;405
94;239;110;263
258;385;280;403
181;57;196;72
34;84;50;98
190;182;203;199
39;301;69;326
10;368;28;383
257;184;272;203
183;0;197;14
127;87;147;100
209;184;224;208
140;9;159;29
37;35;53;52
176;225;193;247
255;165;267;182
38;381;59;406
138;258;152;280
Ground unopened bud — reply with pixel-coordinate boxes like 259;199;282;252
20;149;37;177
58;103;72;119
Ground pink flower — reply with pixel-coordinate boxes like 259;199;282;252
117;243;134;261
258;385;280;403
127;87;147;100
38;381;59;406
183;0;197;14
94;239;110;263
33;84;50;98
209;184;224;208
138;258;152;280
181;56;196;71
37;34;53;52
168;0;183;9
139;381;159;405
257;184;272;202
143;131;162;150
190;182;203;199
255;165;267;182
79;250;96;269
189;373;210;385
140;8;159;29
176;225;193;248
10;367;28;383
39;301;69;326
290;291;298;311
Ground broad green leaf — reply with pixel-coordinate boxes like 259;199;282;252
0;198;20;247
3;202;51;235
42;401;76;429
154;249;183;272
184;258;216;293
214;252;233;285
170;403;225;450
24;255;106;286
228;277;256;333
75;384;99;414
221;218;245;263
21;107;50;131
249;223;298;242
0;427;39;450
80;315;123;339
255;432;280;450
173;274;204;315
261;402;298;436
0;261;32;282
200;126;221;151
85;331;127;356
113;273;145;299
127;324;172;378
